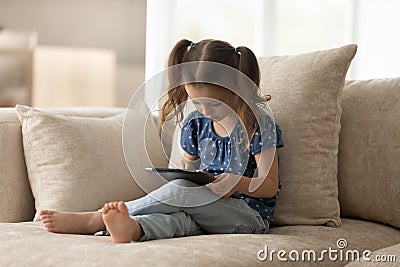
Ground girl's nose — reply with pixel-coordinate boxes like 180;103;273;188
201;106;212;116
194;103;214;118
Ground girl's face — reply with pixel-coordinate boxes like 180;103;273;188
185;84;240;122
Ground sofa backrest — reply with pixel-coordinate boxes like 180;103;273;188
338;78;400;229
2;77;399;227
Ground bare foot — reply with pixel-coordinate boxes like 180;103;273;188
39;210;105;234
102;201;143;243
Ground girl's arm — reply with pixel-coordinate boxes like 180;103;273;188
237;148;279;198
207;148;279;198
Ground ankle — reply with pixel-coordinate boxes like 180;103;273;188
131;219;144;241
88;212;105;233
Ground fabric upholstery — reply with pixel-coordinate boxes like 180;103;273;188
338;78;400;229
0;108;34;222
0;219;398;266
269;218;400;252
0;219;386;267
15;105;154;221
258;45;357;227
345;243;400;266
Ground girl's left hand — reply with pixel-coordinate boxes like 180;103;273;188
205;173;242;197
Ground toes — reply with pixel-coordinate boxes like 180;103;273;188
117;201;128;214
42;218;54;224
40;215;49;221
40;210;54;215
46;227;56;232
44;222;54;228
43;221;55;229
103;202;121;211
103;202;115;213
102;203;109;213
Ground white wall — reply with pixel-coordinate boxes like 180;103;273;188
0;0;146;107
351;0;400;79
146;0;400;83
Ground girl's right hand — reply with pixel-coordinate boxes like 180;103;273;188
176;152;200;170
205;173;242;197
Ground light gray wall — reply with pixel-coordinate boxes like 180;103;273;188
0;0;147;107
0;0;146;64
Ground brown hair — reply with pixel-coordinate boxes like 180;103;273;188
161;39;270;147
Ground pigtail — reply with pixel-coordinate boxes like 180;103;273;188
235;46;271;150
162;39;193;125
236;46;260;87
236;46;271;101
168;39;192;67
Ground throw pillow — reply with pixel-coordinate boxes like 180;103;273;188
258;44;357;227
16;105;160;221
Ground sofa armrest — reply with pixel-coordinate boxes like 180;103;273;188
0;108;35;222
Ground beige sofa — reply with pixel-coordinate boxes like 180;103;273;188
1;45;399;266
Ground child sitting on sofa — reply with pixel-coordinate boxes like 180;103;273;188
39;39;284;243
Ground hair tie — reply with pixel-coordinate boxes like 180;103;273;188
189;42;195;48
234;47;241;56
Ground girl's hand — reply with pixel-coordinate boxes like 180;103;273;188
205;173;242;197
175;152;200;170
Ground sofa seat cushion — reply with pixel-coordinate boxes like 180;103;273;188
0;221;369;267
344;243;400;266
269;218;400;252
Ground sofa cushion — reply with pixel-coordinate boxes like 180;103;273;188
258;45;357;227
16;105;165;221
344;243;400;266
0;108;34;222
269;218;400;252
338;78;400;229
0;221;366;267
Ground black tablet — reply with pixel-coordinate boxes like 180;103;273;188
145;168;215;186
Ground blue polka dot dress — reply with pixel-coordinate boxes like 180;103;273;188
180;110;284;223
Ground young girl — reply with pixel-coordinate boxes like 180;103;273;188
39;39;284;243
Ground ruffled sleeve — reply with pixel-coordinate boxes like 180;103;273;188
249;117;284;155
